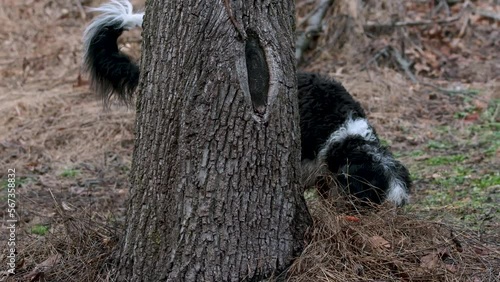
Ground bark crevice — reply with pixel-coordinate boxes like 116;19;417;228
245;30;270;116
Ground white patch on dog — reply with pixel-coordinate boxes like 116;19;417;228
361;143;410;205
83;0;144;56
386;177;409;205
318;115;377;161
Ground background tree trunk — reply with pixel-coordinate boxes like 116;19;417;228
329;0;366;56
115;0;312;281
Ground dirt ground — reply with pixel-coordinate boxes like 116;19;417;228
0;0;498;281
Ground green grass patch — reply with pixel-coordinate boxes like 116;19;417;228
410;97;499;229
426;140;454;150
432;175;467;188
1;180;9;190
453;105;477;120
60;168;80;178
31;225;49;236
425;154;467;166
1;177;32;190
17;177;31;187
471;172;500;189
409;150;425;157
379;138;390;147
420;170;499;227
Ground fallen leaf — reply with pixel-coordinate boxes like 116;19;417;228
25;161;39;167
369;236;391;249
473;247;490;256
61;201;75;211
471;276;483;282
420;252;440;269
473;99;488;111
344;215;360;222
445;263;458;273
432;173;442;179
464;112;479;122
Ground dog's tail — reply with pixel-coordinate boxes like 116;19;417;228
82;0;144;104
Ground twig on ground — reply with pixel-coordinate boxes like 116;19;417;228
421;82;479;96
363;45;479;97
295;0;333;63
432;0;451;17
364;14;462;30
361;46;390;71
474;9;500;21
390;47;418;83
458;12;470;38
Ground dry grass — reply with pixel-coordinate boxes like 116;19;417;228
6;197;498;281
288;199;499;281
7;200;120;282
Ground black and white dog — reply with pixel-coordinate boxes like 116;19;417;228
83;0;411;206
297;73;411;205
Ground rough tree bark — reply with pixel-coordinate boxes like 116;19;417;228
115;0;311;281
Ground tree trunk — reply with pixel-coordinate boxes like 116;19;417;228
329;0;366;55
115;1;311;281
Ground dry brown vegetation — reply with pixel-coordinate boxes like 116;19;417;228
0;0;498;281
288;200;498;281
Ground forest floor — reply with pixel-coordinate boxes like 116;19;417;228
0;0;498;281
